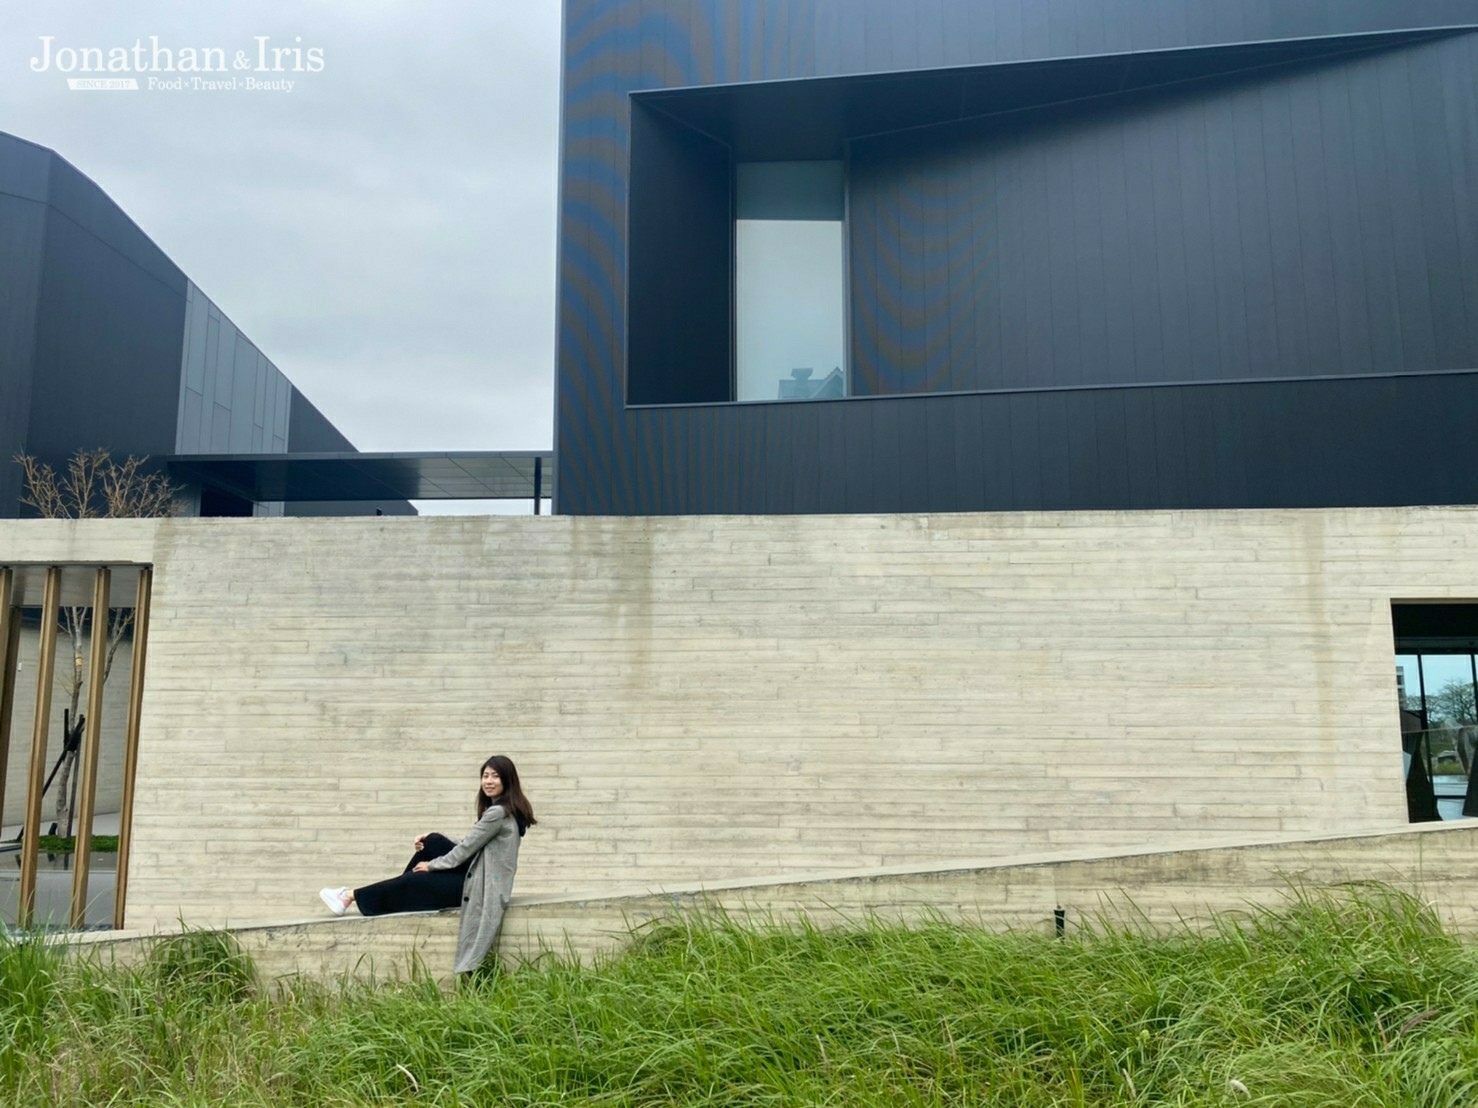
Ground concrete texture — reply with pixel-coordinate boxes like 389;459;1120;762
75;822;1478;983
0;507;1468;929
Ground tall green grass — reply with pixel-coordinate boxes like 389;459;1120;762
4;886;1478;1105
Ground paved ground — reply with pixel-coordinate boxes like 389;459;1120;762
0;864;116;930
1;812;121;931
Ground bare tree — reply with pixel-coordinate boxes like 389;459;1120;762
1426;678;1478;726
17;449;178;520
14;449;179;836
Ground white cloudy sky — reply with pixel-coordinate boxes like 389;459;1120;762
1;2;562;514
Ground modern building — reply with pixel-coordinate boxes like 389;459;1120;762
7;1;1478;943
0;130;413;518
554;0;1478;516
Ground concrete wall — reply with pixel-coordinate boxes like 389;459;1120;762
0;507;1469;929
81;822;1478;982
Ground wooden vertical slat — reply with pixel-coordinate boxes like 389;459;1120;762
0;568;15;833
18;566;62;929
112;568;152;931
70;567;111;929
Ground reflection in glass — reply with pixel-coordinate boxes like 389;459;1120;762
1419;655;1476;724
735;161;846;403
1395;654;1422;718
1397;652;1478;822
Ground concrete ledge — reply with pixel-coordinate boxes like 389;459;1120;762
73;821;1478;983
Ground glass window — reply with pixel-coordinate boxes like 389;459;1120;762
1420;654;1477;725
735;161;846;402
1395;654;1422;717
1394;651;1478;821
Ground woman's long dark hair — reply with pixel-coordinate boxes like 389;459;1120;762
477;754;537;837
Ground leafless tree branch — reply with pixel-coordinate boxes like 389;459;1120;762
104;609;134;684
15;455;66;518
14;448;179;521
14;448;178;831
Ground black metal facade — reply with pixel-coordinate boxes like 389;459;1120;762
555;0;1478;515
0;137;49;517
26;154;190;471
0;133;192;517
0;131;409;517
282;392;414;516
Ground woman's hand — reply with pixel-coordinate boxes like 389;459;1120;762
412;861;431;874
414;834;426;851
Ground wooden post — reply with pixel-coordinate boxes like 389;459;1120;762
18;566;62;929
0;568;15;833
70;567;111;929
112;568;152;931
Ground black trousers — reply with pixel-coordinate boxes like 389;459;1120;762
353;833;467;916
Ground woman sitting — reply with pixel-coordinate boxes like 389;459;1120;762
320;754;536;974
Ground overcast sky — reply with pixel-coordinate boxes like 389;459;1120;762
2;2;562;514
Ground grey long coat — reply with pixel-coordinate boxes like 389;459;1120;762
425;803;521;973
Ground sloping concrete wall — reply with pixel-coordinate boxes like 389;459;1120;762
79;822;1478;982
0;507;1467;929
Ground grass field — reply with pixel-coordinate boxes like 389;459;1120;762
3;886;1477;1106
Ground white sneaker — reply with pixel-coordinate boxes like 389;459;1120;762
319;887;351;916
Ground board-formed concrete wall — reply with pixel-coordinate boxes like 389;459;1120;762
80;822;1478;981
0;507;1467;929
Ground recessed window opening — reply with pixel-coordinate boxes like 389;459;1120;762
0;564;154;931
734;161;846;403
1392;603;1478;823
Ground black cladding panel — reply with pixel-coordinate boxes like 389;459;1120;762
617;371;1478;513
848;38;1478;395
556;0;1478;516
1;128;404;518
26;157;187;467
0;132;49;201
0;136;50;516
43;152;185;296
283;390;414;515
627;102;733;405
287;389;355;452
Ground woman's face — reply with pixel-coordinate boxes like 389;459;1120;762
481;766;504;799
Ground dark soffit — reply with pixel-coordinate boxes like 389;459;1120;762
4;565;148;609
165;451;555;502
1393;603;1478;650
634;26;1476;161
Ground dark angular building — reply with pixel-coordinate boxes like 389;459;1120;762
554;0;1478;515
0;130;411;518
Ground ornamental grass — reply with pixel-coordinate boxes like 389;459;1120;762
3;885;1477;1106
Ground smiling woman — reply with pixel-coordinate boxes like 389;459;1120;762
319;754;536;974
